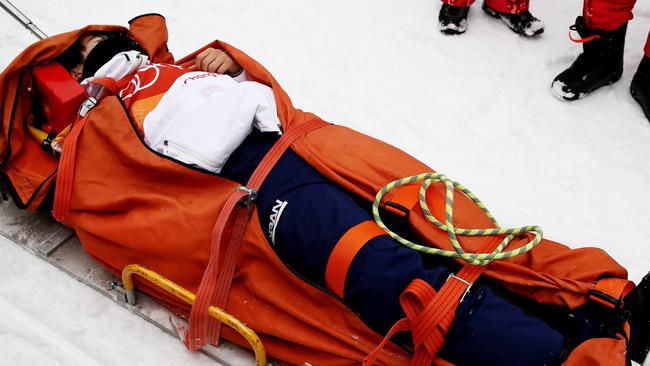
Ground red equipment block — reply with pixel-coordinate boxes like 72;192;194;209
32;63;85;133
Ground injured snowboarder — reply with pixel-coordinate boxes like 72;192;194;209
1;14;648;366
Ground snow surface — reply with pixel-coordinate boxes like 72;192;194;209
1;0;649;365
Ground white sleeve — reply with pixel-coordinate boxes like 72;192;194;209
231;69;249;82
251;83;282;134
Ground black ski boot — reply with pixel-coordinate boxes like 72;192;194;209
439;4;470;35
625;271;650;364
630;55;650;122
552;17;627;101
482;2;544;37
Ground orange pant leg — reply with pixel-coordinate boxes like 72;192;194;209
485;0;529;14
441;0;476;8
583;0;636;31
440;0;530;13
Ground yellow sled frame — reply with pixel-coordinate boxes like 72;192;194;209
121;264;267;365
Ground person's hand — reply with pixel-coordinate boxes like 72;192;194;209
191;48;243;75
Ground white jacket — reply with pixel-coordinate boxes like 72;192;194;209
85;51;282;173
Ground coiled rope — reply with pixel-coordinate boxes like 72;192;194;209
372;173;543;266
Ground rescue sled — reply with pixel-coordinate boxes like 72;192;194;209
0;197;259;365
1;13;643;366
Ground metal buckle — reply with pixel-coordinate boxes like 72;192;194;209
237;186;258;215
447;273;473;303
78;97;97;117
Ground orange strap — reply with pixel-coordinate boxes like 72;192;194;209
589;278;635;309
569;32;601;43
364;237;502;365
52;80;118;225
52;113;89;225
363;318;412;365
185;119;329;351
325;220;387;298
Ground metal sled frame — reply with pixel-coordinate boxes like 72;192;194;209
122;264;266;365
0;199;261;365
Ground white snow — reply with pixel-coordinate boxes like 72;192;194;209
551;79;575;100
439;18;468;34
1;0;649;365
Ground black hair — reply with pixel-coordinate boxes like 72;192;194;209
56;31;113;71
56;42;82;71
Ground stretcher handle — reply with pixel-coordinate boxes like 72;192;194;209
121;264;267;366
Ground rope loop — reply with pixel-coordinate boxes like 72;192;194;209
372;173;543;266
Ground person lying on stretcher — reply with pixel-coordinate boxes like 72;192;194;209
51;31;650;366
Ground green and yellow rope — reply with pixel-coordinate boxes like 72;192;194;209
372;173;543;266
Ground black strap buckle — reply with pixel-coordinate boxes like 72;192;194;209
590;289;623;310
40;131;57;153
237;186;258;216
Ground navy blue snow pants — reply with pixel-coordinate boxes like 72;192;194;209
221;130;564;366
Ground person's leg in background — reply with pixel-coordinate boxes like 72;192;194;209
630;31;650;120
438;0;474;35
438;0;543;36
551;0;635;101
482;0;544;36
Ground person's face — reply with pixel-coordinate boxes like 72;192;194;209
69;34;104;81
